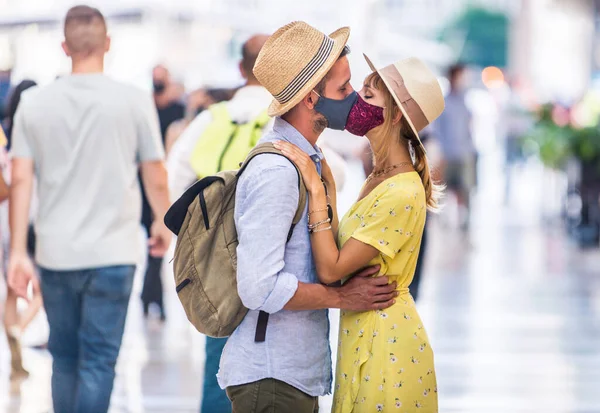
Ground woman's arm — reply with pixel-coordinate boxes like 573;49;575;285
275;141;381;285
304;183;380;284
0;171;9;203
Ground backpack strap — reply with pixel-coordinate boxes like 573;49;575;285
237;142;307;343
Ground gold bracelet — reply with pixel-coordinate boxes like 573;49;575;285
308;218;331;230
308;206;329;217
310;225;332;234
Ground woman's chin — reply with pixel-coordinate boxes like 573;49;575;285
364;131;380;147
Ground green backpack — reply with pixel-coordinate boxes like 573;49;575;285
189;103;270;178
164;143;306;341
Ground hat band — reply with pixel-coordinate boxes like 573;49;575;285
273;35;334;104
379;65;429;132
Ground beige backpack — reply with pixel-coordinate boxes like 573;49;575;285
164;143;306;341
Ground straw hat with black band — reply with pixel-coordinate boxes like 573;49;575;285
363;54;445;149
254;21;350;117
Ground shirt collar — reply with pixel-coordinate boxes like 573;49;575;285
273;117;324;162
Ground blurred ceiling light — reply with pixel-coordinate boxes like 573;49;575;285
481;66;504;89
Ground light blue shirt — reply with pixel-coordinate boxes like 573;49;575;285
217;117;332;396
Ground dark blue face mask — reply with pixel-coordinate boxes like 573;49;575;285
313;90;358;130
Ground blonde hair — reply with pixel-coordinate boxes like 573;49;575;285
365;72;443;211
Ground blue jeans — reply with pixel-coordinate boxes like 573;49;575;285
40;265;135;413
201;337;231;413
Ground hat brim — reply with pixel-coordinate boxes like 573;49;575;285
267;27;351;117
363;54;424;150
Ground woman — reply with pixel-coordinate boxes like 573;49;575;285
274;56;445;412
2;80;43;380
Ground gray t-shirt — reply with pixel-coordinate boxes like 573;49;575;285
12;74;164;270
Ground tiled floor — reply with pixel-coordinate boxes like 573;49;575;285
1;156;599;413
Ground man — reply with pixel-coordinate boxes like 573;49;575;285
167;34;271;413
168;35;271;200
140;64;185;319
152;65;186;139
436;63;477;230
217;22;398;413
8;6;171;413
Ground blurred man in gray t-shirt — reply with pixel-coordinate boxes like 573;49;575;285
8;6;171;413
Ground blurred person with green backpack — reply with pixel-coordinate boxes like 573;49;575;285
166;34;271;413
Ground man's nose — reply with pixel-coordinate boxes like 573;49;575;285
345;84;355;96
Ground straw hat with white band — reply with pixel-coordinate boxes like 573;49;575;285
254;21;350;117
363;54;445;148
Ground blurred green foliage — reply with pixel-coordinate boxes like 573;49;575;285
525;104;600;170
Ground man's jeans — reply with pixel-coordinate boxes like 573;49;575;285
201;337;231;413
40;265;135;413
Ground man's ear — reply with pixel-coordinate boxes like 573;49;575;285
302;90;318;110
239;61;248;80
62;41;71;57
105;36;111;53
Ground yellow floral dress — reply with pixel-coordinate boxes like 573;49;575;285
332;172;437;413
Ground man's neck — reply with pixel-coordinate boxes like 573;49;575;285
450;87;462;95
71;57;104;75
154;93;173;109
281;113;321;147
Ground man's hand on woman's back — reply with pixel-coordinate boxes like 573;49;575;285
337;265;398;311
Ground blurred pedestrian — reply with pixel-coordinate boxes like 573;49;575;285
501;79;531;204
8;6;171;413
0;70;11;122
2;80;44;381
410;126;436;301
140;65;185;320
436;64;476;230
167;33;271;413
152;65;185;139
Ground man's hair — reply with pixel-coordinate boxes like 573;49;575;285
314;45;351;95
240;34;269;82
448;63;466;83
63;5;107;56
241;43;259;78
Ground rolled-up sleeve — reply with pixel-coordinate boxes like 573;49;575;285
234;157;300;314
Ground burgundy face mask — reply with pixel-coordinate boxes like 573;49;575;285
345;94;385;136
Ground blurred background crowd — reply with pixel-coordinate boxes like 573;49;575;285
0;0;599;412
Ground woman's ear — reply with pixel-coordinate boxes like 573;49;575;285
392;108;403;125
